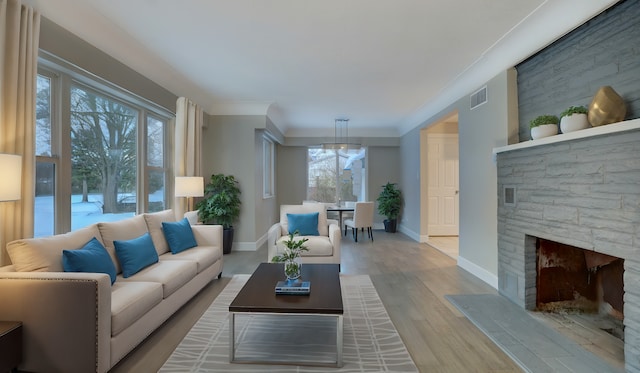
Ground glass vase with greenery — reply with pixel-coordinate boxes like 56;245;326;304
271;230;309;280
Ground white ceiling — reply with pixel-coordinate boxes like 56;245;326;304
23;0;617;137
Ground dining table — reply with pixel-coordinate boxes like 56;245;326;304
325;205;354;228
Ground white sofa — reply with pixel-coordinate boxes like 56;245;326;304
267;204;341;265
0;209;223;373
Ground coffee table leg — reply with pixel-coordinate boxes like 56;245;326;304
336;315;343;367
229;312;236;362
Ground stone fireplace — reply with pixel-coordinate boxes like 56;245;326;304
495;120;640;372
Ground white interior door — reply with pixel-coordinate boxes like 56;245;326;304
427;134;459;236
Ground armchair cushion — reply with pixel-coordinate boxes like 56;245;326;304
276;235;333;256
286;212;319;236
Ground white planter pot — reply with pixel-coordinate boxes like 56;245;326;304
530;124;558;140
560;113;590;133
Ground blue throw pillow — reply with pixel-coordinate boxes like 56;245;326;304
62;237;117;285
287;212;319;236
162;218;198;254
114;232;159;278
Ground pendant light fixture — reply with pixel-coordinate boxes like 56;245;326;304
322;119;361;150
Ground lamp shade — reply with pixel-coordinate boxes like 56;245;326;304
0;154;22;201
175;176;204;197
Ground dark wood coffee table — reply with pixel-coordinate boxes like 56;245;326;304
229;262;343;367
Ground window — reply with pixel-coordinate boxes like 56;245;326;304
307;147;366;204
35;73;57;237
35;57;172;236
263;135;274;198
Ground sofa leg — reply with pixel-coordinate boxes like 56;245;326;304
218;272;222;279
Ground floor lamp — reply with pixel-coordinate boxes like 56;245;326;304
175;176;204;212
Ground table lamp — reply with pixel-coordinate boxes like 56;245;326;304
175;176;204;211
0;154;22;202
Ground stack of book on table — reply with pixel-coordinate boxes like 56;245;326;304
275;280;310;295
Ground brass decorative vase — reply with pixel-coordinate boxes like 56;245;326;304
588;86;626;126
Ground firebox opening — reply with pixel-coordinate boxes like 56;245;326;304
535;238;624;340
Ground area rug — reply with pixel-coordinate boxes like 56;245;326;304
160;274;418;372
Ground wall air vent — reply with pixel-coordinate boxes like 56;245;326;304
504;185;516;207
470;86;487;109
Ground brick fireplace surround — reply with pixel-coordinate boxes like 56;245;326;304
495;119;640;373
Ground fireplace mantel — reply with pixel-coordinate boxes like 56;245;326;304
493;118;640;155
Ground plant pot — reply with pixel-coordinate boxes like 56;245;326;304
223;227;234;254
530;124;558;140
383;219;397;233
560;113;590;133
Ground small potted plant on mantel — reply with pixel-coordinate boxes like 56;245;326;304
529;114;559;140
560;105;590;133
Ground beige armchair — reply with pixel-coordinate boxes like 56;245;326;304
267;204;341;265
343;201;375;242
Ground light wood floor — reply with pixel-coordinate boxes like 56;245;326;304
110;230;522;373
426;235;459;260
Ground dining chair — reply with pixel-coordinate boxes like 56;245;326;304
343;201;375;242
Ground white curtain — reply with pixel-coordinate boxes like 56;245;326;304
174;97;203;218
0;0;39;266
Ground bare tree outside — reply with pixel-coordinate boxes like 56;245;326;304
70;86;137;213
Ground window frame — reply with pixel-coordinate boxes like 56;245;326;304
36;52;174;235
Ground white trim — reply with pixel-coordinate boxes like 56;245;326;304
457;256;498;289
398;223;420;242
233;231;268;252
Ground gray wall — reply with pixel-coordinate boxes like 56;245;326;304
516;0;640;141
202;115;270;250
275;145;308;207
368;146;401;224
38;18;177;112
400;69;518;286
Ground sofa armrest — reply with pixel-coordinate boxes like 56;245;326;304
267;222;283;262
327;219;339;227
0;271;112;373
328;222;342;258
191;224;223;248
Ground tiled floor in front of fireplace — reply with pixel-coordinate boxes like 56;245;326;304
446;294;624;373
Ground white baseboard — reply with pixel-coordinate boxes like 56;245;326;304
398;224;420;242
233;231;267;251
457;256;498;290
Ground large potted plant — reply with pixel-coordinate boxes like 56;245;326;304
196;174;241;254
376;182;401;233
